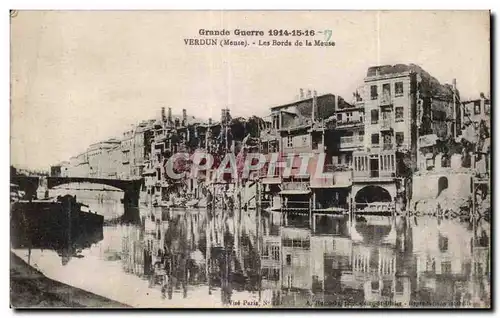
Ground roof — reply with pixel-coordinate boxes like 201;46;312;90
270;94;335;111
365;63;459;100
462;98;490;104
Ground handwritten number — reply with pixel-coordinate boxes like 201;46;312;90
324;29;332;41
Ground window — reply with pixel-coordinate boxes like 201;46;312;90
370;85;378;100
485;102;491;114
272;114;280;129
395;280;405;294
474;101;481;115
382;281;392;296
262;245;270;257
287;136;293;148
382;83;391;100
371;133;380;145
371;109;379;124
441;261;452;274
337;113;342;121
432;110;446;121
286;254;291;265
395;82;404;96
271;246;280;260
382;110;392;120
396;132;404;145
439;235;449;252
395;107;404;122
346;153;352;167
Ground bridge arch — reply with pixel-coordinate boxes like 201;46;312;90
46;177;143;207
51;182;124;191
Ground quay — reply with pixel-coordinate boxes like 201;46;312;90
10;252;129;308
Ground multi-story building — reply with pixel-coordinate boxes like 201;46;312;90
87;138;121;178
351;64;460;213
259;92;348;214
66;151;90;177
461;94;491;174
132;120;154;179
461;94;490;132
103;145;122;178
332;86;365;167
120;127;135;179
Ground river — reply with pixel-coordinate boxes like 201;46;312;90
11;188;491;308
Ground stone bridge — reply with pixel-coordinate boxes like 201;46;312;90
46;177;143;207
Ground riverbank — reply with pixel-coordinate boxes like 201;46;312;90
10;252;130;308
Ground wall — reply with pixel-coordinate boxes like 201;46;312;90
282;133;311;153
412;171;472;202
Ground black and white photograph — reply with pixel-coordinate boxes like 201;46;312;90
9;10;491;308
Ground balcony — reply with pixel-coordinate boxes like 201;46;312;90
382;143;393;151
340;135;364;150
353;169;395;182
154;134;167;143
380;118;393;131
280;181;310;195
261;174;282;185
336;119;364;130
310;170;352;188
379;96;393;107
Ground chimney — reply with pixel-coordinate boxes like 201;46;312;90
182;109;187;125
452;79;457;138
208;118;212;125
300;88;304;100
221;109;225;123
307;90;312;99
168;107;172;124
312;90;317;122
161;107;166;122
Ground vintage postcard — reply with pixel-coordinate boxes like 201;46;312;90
10;10;491;309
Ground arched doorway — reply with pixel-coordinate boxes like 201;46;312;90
437;176;448;197
355;185;392;204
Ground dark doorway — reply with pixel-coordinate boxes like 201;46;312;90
370;158;379;177
437;176;448;197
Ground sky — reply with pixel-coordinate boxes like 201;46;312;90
10;10;490;170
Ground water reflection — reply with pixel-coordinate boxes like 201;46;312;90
11;194;491;308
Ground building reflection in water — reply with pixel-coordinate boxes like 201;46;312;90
259;212;490;308
115;204;490;308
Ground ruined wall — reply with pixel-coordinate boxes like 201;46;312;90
412;171;472;202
